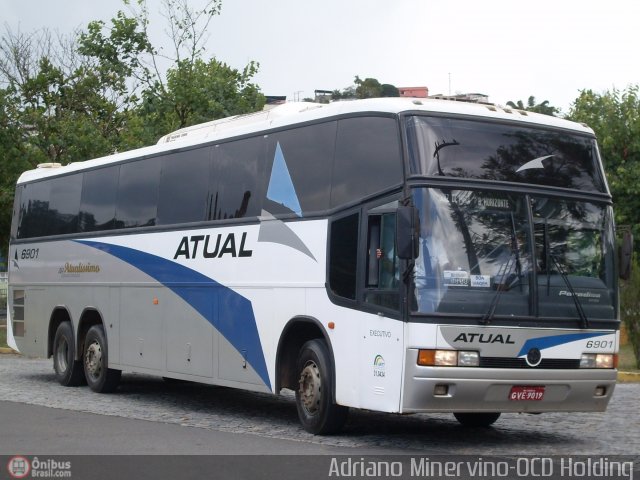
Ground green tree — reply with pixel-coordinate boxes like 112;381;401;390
568;86;640;241
568;85;640;366
0;87;29;259
0;28;125;164
380;83;399;97
79;0;264;142
333;76;398;100
354;76;382;99
140;58;264;140
0;28;128;256
331;87;355;100
0;0;266;258
506;95;559;116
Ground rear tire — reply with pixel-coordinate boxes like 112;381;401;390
454;412;501;427
52;322;86;386
83;325;121;393
295;339;348;435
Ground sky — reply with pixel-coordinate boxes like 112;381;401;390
3;0;640;114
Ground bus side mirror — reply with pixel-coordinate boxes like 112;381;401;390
396;206;420;260
619;230;633;280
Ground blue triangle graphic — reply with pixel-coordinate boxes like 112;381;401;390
267;142;302;217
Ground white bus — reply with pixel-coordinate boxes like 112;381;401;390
7;98;626;434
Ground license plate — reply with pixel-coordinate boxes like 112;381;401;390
509;386;545;401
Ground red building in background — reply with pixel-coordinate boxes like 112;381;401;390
398;86;429;98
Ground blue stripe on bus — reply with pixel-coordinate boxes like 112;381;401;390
75;240;271;390
517;332;609;357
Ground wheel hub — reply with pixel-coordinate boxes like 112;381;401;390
85;341;102;378
298;360;321;414
55;337;69;371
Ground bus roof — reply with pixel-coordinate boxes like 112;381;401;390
17;97;594;185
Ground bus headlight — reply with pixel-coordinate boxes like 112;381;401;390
417;349;479;367
580;353;617;369
457;350;480;367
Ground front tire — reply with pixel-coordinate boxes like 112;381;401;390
295;339;348;435
454;412;501;427
83;325;121;393
52;322;86;386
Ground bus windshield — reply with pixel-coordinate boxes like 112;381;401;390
405;115;607;193
411;188;616;321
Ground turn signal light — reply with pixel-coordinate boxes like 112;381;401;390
417;349;479;367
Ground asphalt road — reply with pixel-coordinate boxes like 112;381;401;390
0;354;638;479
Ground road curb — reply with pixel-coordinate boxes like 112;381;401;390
617;371;640;383
0;347;17;354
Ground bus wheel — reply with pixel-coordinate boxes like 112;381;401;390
83;325;121;393
52;322;86;387
295;339;348;435
454;412;501;427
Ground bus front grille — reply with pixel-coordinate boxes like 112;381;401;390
479;357;582;369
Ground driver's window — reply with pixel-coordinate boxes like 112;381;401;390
364;201;400;311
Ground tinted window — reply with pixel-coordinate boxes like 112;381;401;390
47;174;82;235
329;212;359;300
211;137;265;220
406;116;606;192
158;147;211;225
115;158;160;228
79;166;119;232
265;121;336;216
331;116;403;208
364;208;400;310
17;181;50;238
10;186;21;240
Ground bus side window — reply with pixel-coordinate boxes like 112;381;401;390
368;214;399;288
17;181;51;239
212;136;265;220
115;158;161;228
331;116;403;209
10;185;21;240
328;212;359;301
367;216;382;287
157;147;211;225
48;173;82;235
79;166;118;232
264;121;335;217
365;208;400;311
377;213;398;289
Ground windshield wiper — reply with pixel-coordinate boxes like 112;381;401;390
433;139;460;176
479;253;515;325
549;254;590;329
433;139;460;158
478;213;523;325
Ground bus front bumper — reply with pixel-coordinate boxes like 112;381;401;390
401;350;617;414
